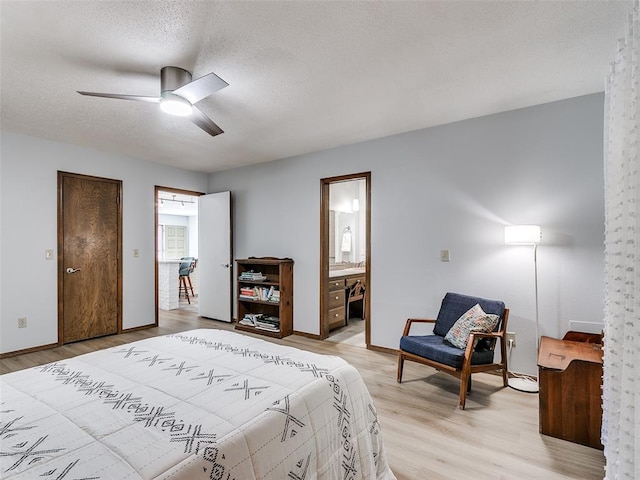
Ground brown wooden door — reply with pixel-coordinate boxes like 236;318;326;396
58;172;122;343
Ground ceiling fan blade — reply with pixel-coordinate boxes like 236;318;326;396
190;106;223;137
77;91;161;103
173;72;228;104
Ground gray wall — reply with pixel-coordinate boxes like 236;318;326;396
210;93;605;375
0;132;208;354
0;94;604;375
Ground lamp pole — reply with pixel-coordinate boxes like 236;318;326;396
534;242;539;351
504;224;541;393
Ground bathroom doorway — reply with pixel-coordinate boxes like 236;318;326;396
320;173;370;346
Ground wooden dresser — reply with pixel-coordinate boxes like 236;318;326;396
537;334;603;449
325;268;365;331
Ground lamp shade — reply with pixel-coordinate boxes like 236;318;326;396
505;225;541;245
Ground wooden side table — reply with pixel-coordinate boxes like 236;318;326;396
537;335;604;449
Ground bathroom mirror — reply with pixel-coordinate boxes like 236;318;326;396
329;178;366;271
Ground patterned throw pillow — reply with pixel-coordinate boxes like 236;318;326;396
443;303;500;349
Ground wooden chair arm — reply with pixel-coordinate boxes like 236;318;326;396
471;332;504;339
402;318;436;336
463;331;505;363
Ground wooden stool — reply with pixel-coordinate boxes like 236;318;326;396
178;257;196;304
179;275;194;303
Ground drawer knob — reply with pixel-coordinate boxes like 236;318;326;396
335;296;339;300
335;313;339;317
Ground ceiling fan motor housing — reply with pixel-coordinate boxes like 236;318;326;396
161;66;192;97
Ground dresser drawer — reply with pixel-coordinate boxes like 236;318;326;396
328;306;346;330
328;279;345;291
329;289;345;309
346;276;365;289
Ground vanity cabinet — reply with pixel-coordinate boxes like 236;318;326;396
328;279;346;330
324;269;366;332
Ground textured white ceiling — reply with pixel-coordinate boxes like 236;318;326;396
0;1;632;173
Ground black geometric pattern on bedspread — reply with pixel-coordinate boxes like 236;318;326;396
326;374;358;480
0;332;354;479
267;395;306;442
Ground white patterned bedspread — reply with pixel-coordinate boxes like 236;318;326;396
1;329;396;480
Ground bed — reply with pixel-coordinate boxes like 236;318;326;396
1;329;396;479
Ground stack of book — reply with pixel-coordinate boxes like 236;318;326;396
238;286;280;303
255;315;280;332
239;287;258;301
239;313;263;327
238;313;280;332
239;270;267;282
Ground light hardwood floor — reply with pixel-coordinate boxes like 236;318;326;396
1;310;605;480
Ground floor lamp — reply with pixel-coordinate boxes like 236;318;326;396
505;224;541;393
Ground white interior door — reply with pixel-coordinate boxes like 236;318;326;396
198;191;232;321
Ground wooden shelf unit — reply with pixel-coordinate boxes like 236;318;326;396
235;257;293;338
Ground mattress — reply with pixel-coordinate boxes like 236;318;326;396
1;328;396;479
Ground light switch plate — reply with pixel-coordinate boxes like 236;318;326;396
133;249;140;258
45;249;54;260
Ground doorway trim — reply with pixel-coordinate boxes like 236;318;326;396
320;172;371;346
154;186;204;325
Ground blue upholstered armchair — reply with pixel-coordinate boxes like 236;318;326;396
397;292;509;409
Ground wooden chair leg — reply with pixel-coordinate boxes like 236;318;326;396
180;276;190;304
459;374;470;409
186;275;194;296
397;353;405;383
345;296;350;327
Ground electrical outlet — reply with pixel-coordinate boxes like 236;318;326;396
18;317;27;328
440;249;450;262
506;332;516;347
133;249;140;258
45;249;54;260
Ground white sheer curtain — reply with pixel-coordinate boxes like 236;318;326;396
603;1;639;479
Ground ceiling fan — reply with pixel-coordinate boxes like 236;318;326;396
78;66;228;137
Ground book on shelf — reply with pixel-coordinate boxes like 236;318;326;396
255;315;280;332
239;270;267;282
238;286;280;302
239;313;280;332
239;313;266;326
255;325;280;333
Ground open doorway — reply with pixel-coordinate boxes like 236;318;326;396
155;187;202;322
320;173;371;347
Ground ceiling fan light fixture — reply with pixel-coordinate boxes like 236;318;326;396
78;65;226;136
160;96;193;116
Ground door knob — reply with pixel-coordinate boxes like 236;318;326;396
66;267;82;274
